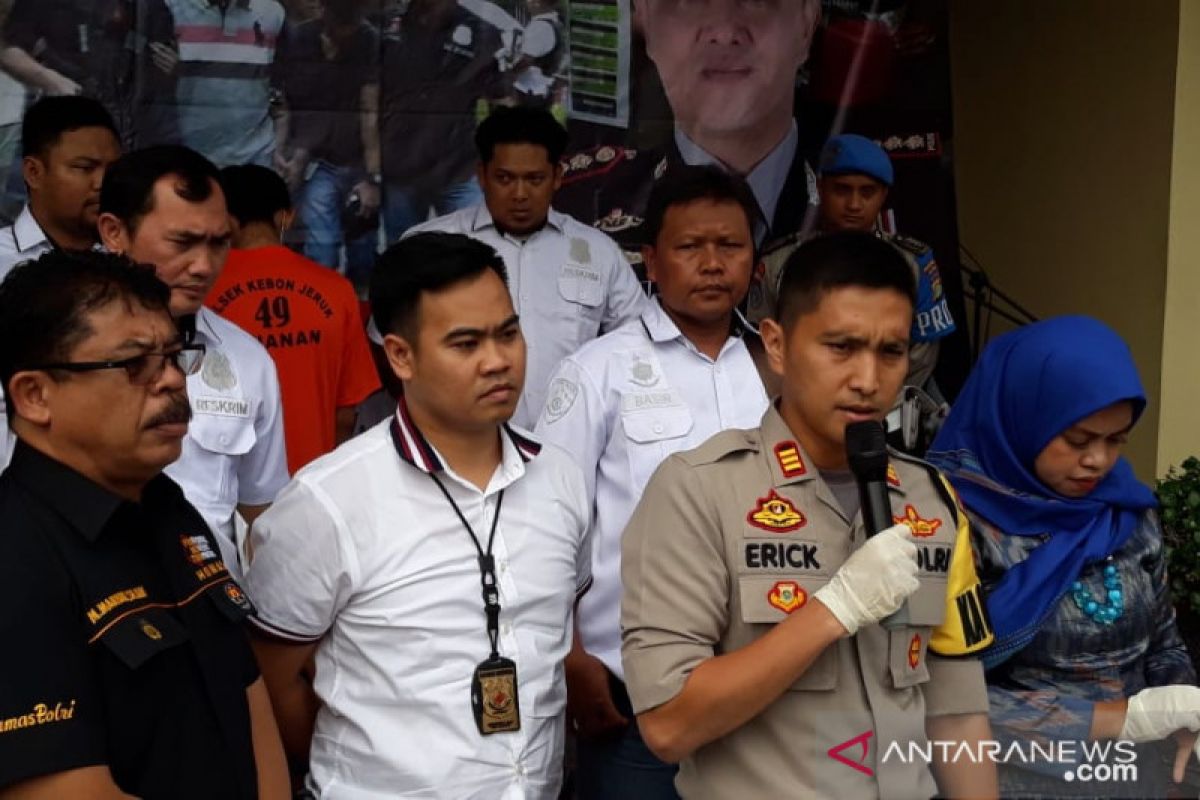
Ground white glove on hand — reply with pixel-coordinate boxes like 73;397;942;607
1119;685;1200;742
813;523;919;636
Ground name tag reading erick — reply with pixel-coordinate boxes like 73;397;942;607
471;655;521;735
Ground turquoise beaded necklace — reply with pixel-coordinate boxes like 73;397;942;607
1070;558;1123;624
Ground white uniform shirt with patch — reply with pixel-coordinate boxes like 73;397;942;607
243;402;591;800
404;205;645;429
0;205;55;472
165;307;288;574
533;298;769;679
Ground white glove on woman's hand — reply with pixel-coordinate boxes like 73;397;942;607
1119;685;1200;742
813;523;919;636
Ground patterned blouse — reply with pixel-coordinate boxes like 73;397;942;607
970;508;1197;796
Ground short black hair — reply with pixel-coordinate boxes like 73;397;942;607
22;96;119;160
475;105;568;165
775;231;916;328
370;232;509;342
643;165;759;252
0;249;172;405
220;164;292;227
100;145;222;234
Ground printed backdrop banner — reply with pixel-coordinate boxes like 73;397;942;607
0;0;970;392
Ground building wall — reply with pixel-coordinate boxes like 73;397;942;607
949;0;1180;480
1157;0;1200;477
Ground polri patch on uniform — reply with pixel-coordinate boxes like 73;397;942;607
894;505;942;538
200;349;237;391
774;441;807;478
767;580;807;614
908;633;922;669
543;378;579;424
746;489;806;533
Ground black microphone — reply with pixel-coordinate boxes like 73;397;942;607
846;420;909;628
845;420;891;537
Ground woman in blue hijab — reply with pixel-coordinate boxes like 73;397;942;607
928;315;1199;797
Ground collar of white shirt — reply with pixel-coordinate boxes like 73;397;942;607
390;395;542;490
640;295;755;346
12;205;49;254
470;203;567;236
674;121;799;232
191;306;227;346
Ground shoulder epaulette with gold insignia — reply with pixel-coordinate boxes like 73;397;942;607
888;233;932;257
761;229;809;261
889;447;960;526
559;145;639;183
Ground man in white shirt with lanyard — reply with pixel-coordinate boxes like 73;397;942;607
96;145;289;575
534;166;769;799
0;96;121;471
403;105;645;430
245;232;592;799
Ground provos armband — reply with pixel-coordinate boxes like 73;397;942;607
929;475;994;656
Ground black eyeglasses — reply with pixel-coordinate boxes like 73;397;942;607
29;344;206;386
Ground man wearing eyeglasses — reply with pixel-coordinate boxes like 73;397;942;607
97;145;290;576
0;249;289;799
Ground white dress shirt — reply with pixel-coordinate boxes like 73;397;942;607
165;307;288;574
534;298;769;679
244;400;591;800
0;205;54;283
0;205;55;471
404;205;645;429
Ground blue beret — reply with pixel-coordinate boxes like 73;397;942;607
819;134;893;186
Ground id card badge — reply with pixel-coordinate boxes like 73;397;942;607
471;655;521;735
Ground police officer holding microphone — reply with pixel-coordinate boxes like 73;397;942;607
619;232;998;799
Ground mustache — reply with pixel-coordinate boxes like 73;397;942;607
146;394;192;428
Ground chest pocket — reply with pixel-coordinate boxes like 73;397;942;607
97;606;189;670
621;406;694;488
557;264;605;308
736;574;839;691
190;413;256;457
184;412;256;509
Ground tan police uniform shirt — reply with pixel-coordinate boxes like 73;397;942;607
621;405;993;800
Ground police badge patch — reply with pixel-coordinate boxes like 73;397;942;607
568;237;592;264
542;378;579;424
628;354;659;387
767;580;807;614
200;349;237;391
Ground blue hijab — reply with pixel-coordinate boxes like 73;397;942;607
927;316;1157;669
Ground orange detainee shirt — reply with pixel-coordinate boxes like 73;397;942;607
207;246;381;474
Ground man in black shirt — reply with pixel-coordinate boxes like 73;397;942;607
273;0;381;286
0;250;288;799
378;0;500;241
0;0;181;149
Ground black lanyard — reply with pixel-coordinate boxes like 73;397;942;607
429;474;505;659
